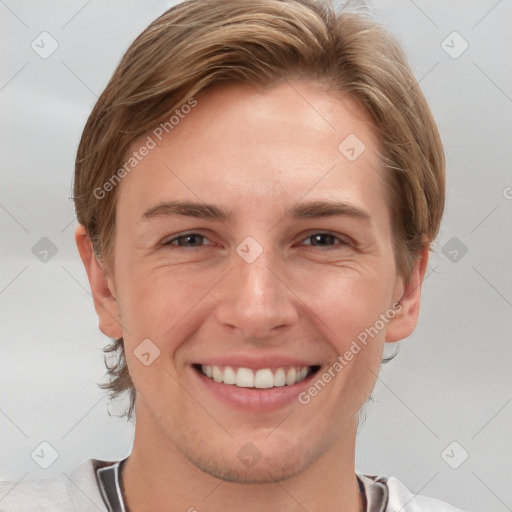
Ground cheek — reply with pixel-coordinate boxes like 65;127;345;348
297;264;395;347
297;273;390;418
115;263;219;349
115;267;197;401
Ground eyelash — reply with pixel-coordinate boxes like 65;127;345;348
163;232;352;250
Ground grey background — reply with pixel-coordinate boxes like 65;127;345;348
1;1;511;511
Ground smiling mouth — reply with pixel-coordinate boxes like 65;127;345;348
193;364;321;389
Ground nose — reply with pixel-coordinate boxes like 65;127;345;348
214;244;299;340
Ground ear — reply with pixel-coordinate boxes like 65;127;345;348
75;224;123;339
385;246;430;343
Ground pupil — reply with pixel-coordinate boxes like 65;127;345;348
182;235;200;246
314;234;333;245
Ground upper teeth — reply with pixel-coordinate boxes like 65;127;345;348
200;365;311;388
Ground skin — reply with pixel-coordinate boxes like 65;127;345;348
76;80;428;512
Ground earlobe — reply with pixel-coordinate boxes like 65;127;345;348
385;247;430;343
74;224;123;339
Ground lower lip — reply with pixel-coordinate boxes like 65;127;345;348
192;367;319;412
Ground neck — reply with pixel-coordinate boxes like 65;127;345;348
121;409;363;512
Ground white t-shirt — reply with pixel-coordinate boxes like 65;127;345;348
0;458;466;511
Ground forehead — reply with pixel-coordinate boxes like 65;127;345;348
115;80;389;226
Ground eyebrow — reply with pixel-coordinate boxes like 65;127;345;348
140;200;372;225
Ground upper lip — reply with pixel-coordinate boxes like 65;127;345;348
192;356;320;370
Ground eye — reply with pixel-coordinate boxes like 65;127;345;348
302;232;351;248
163;233;212;248
162;231;351;250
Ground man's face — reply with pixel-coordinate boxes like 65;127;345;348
93;81;413;482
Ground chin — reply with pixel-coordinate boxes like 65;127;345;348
185;448;312;484
170;427;330;485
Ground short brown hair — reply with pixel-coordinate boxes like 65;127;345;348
73;0;445;419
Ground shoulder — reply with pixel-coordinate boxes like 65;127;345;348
0;458;112;512
385;476;467;511
358;472;467;512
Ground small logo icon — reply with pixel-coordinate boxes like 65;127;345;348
32;237;58;263
236;442;262;468
441;441;469;469
236;236;263;264
441;31;469;59
442;236;468;263
134;338;160;366
31;441;59;469
338;134;366;162
31;31;59;59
